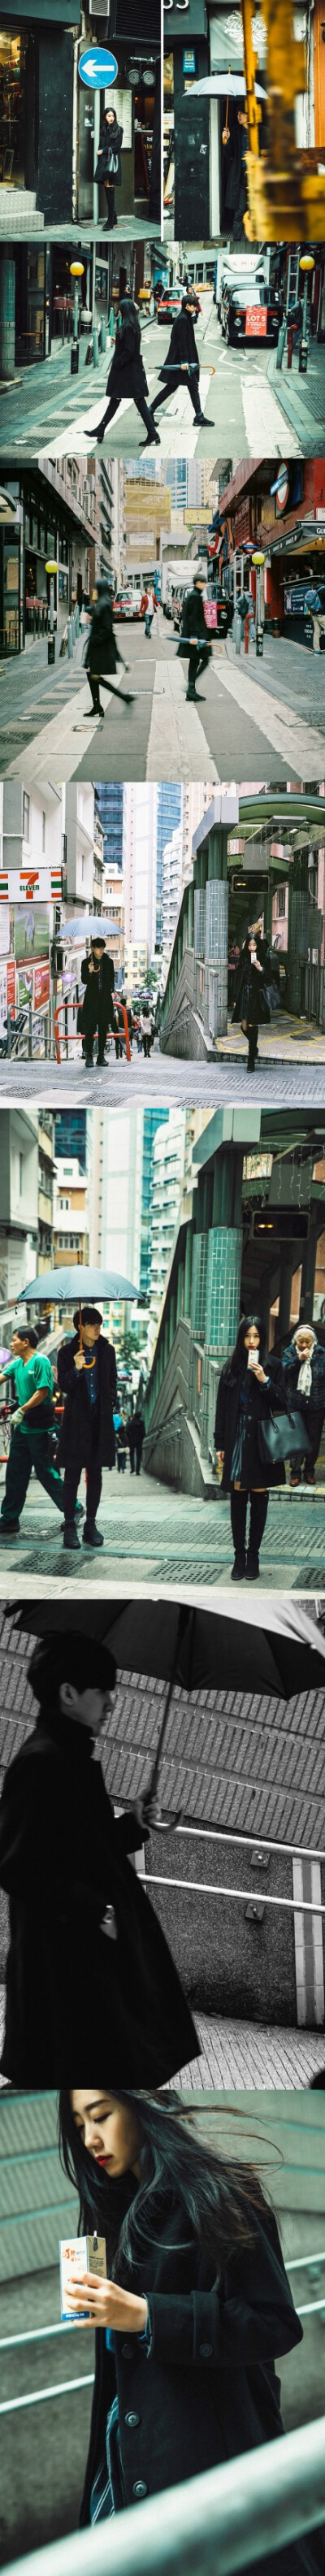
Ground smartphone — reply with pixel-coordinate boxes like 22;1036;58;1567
59;2233;106;2323
248;1348;259;1368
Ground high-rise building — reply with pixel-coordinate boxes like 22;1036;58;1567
54;1111;88;1173
181;784;213;886
162;824;183;957
147;1110;186;1360
124;786;158;957
165;462;205;514
95;787;124;875
156;784;182;950
140;1108;169;1299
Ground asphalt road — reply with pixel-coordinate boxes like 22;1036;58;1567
0;296;312;459
1;614;324;785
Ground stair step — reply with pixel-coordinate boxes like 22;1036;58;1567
0;190;44;230
0;2095;75;2279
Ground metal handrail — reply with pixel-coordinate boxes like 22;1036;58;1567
1;2269;325;2362
1;2412;325;2576
144;1871;325;1916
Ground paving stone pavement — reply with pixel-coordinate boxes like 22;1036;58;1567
0;1466;324;1590
0;1988;323;2090
1;1057;325;1106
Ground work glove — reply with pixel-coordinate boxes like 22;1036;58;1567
11;1407;24;1427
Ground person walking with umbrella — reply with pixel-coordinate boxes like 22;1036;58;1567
79;938;115;1070
0;1325;66;1542
150;292;214;432
94;104;124;232
85;297;159;449
83;580;135;722
178;575;212;703
0;1631;199;2084
57;1306;117;1550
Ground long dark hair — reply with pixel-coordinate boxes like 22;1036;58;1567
58;2091;274;2286
225;1312;267;1382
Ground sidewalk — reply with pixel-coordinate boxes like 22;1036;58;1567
217;1010;325;1065
180;2012;325;2089
268;337;325;452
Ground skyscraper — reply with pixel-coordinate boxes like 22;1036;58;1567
95;786;124;874
156;784;182;949
54;1111;88;1173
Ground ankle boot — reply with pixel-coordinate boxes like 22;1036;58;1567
230;1487;247;1579
246;1490;269;1579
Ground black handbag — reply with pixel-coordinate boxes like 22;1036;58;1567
258;1406;312;1466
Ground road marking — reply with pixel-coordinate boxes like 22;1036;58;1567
241;374;301;455
216;658;325;778
146;657;220;783
4;678;107;778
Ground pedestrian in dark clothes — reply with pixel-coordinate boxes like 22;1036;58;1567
79;939;115;1069
0;1638;198;2083
56;1306;117;1550
0;1326;65;1540
57;2087;322;2576
116;1413;128;1472
128;1409;145;1475
82;580;135;720
214;1313;286;1580
150;293;214;430
178;575;212;702
281;1325;325;1486
85;299;159;449
94;106;123;232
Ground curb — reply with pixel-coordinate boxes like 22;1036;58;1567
267;346;323;454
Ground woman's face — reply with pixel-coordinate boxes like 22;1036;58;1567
106;110;115;124
70;2091;142;2176
244;1325;260;1352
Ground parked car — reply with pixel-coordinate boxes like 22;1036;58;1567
113;592;145;621
220;282;283;346
156;288;184;326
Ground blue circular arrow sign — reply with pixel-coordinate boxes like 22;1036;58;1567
79;48;118;87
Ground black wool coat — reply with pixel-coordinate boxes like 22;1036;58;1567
0;1711;199;2084
158;309;200;387
232;936;271;1029
56;1331;117;1471
214;1355;287;1492
80;952;115;1039
180;588;210;645
96;117;123;184
84;596;122;678
80;2192;319;2576
106;313;149;403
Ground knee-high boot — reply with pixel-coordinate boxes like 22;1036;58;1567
246;1490;269;1579
230;1487;248;1580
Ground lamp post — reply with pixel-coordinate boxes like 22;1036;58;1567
299;254;314;373
252;552;265;657
70;261;84;375
45;558;58;666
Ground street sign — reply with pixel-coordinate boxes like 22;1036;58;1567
79;47;118;87
245;306;267;336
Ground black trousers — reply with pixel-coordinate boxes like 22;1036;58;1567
63;1457;102;1524
188;645;210;687
294;1404;325;1472
1;1426;65;1526
152;374;202;419
83;996;115;1058
98;392;155;436
129;1438;143;1475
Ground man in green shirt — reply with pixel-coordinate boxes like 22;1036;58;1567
0;1325;66;1538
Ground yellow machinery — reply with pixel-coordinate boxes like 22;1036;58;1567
241;0;325;241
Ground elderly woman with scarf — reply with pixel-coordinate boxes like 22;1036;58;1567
281;1323;325;1486
94;106;124;232
232;922;274;1072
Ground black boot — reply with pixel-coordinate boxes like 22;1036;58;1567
230;1488;247;1580
83;1521;104;1548
63;1521;80;1550
247;1030;258;1073
246;1490;269;1580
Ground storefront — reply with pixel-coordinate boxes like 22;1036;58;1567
0;469;93;654
164;0;210;236
77;6;160;224
0;1;80;221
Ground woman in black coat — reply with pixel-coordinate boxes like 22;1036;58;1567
56;1305;117;1548
86;299;159;449
214;1312;286;1580
151;293;214;427
83;579;134;718
0;1637;198;2084
94;106;124;232
232;923;273;1072
58;2086;321;2576
178;574;212;703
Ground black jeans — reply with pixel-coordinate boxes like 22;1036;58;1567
294;1404;325;1472
63;1458;102;1525
1;1426;65;1526
98;392;156;436
188;645;210;687
153;374;202;418
83;997;115;1060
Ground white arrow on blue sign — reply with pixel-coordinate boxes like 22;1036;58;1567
79;48;118;87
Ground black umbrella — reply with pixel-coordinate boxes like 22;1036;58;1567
11;1596;325;1802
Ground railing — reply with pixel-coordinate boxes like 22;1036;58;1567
1;2413;325;2576
3;1004;51;1060
144;1871;325;1919
54;996;131;1065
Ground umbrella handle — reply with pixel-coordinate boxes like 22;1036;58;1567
222;94;230;143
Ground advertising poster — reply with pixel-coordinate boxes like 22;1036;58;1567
33;962;50;1010
14;906;50;965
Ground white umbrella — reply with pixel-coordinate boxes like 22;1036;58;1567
63;917;115;941
189;73;266;98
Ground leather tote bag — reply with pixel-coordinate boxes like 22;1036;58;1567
258;1406;312;1467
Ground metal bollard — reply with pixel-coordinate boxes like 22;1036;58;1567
100;317;106;352
276;319;286;370
93;325;98;366
67;618;73;658
75;603;80;638
234;610;241;656
256;623;264;657
245;614;249;655
287;326;292;370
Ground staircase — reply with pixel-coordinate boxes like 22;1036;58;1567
0;190;44;232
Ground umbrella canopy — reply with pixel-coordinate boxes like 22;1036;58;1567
12;1594;325;1700
16;1267;140;1304
63;918;116;942
189;73;266;97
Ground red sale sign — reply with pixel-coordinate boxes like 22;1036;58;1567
245;306;267;336
33;961;50;1008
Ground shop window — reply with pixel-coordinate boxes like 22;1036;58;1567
277;887;286;917
0;31;27;189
